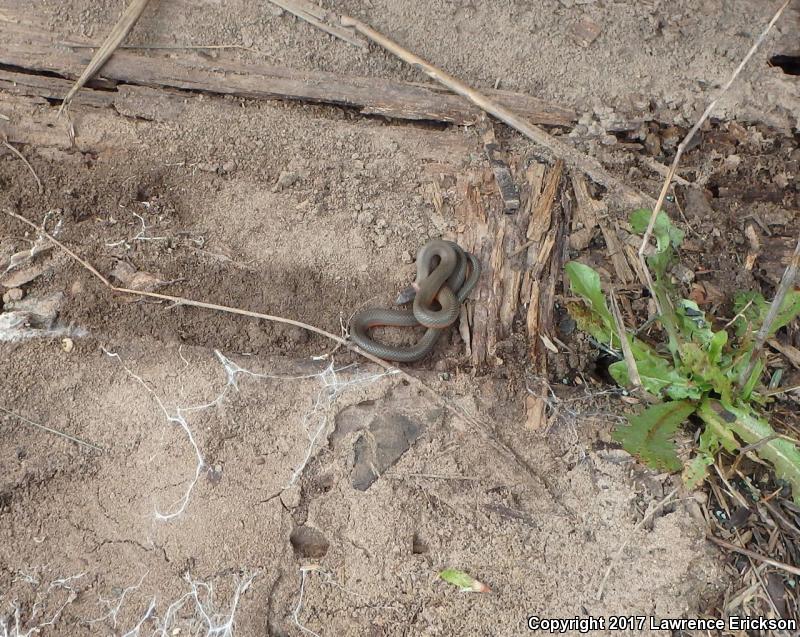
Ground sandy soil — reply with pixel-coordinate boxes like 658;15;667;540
1;0;799;635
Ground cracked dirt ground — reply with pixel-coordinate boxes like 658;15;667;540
1;0;799;634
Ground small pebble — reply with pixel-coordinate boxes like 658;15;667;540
357;211;375;226
61;338;74;353
272;170;298;192
400;250;413;264
280;485;302;509
2;288;23;303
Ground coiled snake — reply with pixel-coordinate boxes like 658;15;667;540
350;240;481;362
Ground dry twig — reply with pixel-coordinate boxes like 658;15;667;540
2;140;43;193
267;0;365;48
59;0;153;114
708;534;800;578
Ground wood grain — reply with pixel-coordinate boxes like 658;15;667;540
0;19;576;127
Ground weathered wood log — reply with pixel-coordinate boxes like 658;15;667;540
0;19;576;127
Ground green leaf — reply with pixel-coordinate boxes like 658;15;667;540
733;290;800;338
438;569;491;593
565;262;614;330
630;209;684;278
683;453;714;490
699;399;800;505
609;353;700;400
740;357;764;402
676;299;715;345
683;421;736;489
679;342;733;403
567;302;615;347
613;400;696;472
708;330;728;364
630;209;684;250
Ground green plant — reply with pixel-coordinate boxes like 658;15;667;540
565;210;800;502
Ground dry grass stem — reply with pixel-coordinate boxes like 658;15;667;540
0;406;104;451
2;141;43;193
266;0;365;48
609;286;641;387
59;0;153;114
708;535;800;578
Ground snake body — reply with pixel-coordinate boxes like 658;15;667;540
350;240;481;362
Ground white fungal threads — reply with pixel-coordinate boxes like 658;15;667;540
118;572;256;637
1;569;255;636
1;572;84;637
104;348;394;520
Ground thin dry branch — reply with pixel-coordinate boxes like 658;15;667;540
0;405;104;451
339;14;654;210
59;0;152;115
708;534;800;578
738;235;800;387
2;140;43;193
637;0;791;303
3;209;555;499
266;0;365;48
609;286;641;387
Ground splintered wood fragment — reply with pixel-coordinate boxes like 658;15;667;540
768;339;800;369
340;14;655;209
59;0;152;114
515;159;562;257
569;172;599;250
525;390;547;431
453;173;492;366
521;165;569;429
266;0;366;48
516;161;567;429
478;116;520;212
573;174;634;284
1;20;576;128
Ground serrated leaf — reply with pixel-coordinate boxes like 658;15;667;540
699;399;800;505
613;400;696;472
438;569;491;593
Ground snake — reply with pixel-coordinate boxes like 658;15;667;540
350;240;481;362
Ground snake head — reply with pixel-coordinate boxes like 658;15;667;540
394;283;419;305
